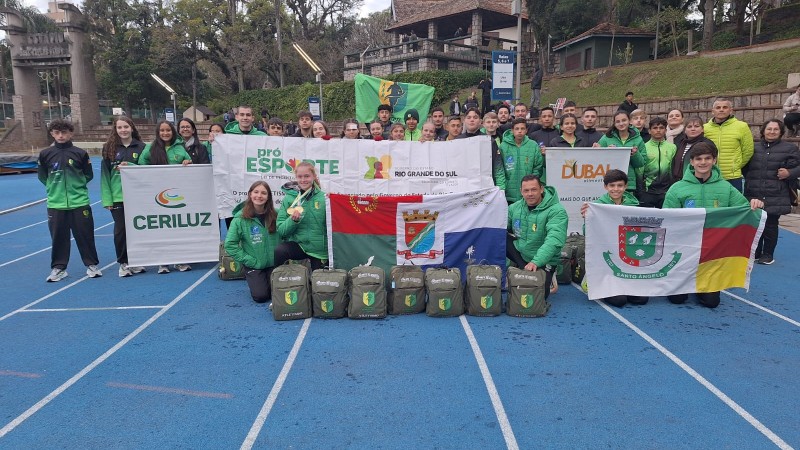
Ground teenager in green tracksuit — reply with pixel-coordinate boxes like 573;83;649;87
596;110;646;195
500;118;543;204
101;117;147;277
275;161;328;271
640;117;677;208
225;181;281;303
663;142;764;308
138;120;193;274
581;169;648;307
38;119;101;282
507;175;568;298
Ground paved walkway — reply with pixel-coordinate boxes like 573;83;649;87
780;212;800;235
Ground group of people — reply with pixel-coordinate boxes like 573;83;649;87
37;91;799;312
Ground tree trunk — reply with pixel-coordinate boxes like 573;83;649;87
701;0;714;51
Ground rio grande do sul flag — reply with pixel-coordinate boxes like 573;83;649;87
354;73;435;125
585;204;766;300
326;188;507;277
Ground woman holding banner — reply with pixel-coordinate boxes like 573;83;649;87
596;111;646;196
139;120;193;274
274;162;328;271
549;114;585;148
225;181;281;303
100;117;147;278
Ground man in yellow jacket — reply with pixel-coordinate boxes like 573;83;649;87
703;97;754;192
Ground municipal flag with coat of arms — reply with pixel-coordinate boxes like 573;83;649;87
326;187;507;278
584;203;766;300
354;73;435;125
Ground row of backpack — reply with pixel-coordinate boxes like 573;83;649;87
269;263;552;321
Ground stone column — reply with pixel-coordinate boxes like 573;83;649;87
59;3;101;132
471;11;482;46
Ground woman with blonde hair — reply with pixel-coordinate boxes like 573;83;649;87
274;162;328;270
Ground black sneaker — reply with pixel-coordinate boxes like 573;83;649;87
757;255;774;265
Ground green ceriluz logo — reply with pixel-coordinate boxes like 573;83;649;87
155;189;187;208
604;216;681;279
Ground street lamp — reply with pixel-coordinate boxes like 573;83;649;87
292;42;324;120
512;0;522;103
150;73;178;123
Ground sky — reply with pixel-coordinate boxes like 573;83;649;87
24;0;390;19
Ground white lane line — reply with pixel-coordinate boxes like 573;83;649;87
0;221;112;268
460;315;519;450
21;306;166;313
0;266;217;439
0;261;118;322
585;287;792;450
723;290;800;328
0;220;48;236
241;318;312;450
106;382;233;399
0;370;43;379
0;199;46;215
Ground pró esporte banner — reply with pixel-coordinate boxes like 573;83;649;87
545;148;631;234
121;165;220;266
212;135;494;217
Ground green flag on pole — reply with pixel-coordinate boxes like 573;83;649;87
354;73;435;125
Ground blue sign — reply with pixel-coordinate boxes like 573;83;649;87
308;97;321;120
491;51;516;102
164;108;175;124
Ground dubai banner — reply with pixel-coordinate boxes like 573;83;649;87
545;148;631;234
354;73;435;125
327;187;507;281
584;204;765;300
121;165;220;267
213;134;493;217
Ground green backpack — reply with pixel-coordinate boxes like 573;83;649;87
568;233;586;284
218;243;245;281
506;267;549;318
311;268;349;319
270;262;312;321
465;264;503;316
425;267;464;317
348;266;387;319
388;265;426;315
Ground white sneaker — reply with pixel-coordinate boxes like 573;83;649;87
86;265;103;278
46;268;67;282
174;264;192;272
158;265;170;274
129;266;146;274
118;263;132;278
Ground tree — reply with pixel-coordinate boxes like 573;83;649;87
344;9;394;53
527;0;559;69
284;0;363;40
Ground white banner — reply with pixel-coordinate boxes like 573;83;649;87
121;165;220;266
545;147;631;234
212;135;493;217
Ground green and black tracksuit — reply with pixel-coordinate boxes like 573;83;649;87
101;139;145;264
38;141;99;270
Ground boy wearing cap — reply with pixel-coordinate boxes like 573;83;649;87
403;109;421;141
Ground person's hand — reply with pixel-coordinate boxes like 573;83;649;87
208;133;216;143
115;161;128;171
182;160;192;166
750;199;764;210
592;142;600;148
777;168;790;180
540;145;546;155
291;209;302;222
106;206;113;210
630;147;638;155
524;262;538;272
580;202;589;218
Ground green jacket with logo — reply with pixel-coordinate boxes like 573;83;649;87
277;182;328;260
500;129;543;204
596;126;646;192
37;141;93;210
663;165;749;209
224;121;267;135
100;139;146;207
508;185;568;268
138;141;192;165
583;191;640;234
224;202;281;269
403;128;421;141
642;138;677;195
703;116;754;180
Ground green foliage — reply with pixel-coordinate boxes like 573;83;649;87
711;31;738;50
209;69;488;121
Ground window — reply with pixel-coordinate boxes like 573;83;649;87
407;60;419;72
391;62;404;74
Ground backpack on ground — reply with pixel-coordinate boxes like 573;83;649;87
425;267;464;317
311;268;349;319
348;266;387;319
270;262;311;321
568;233;586;284
388;265;426;315
218;242;245;280
465;264;503;316
506;267;549;317
556;244;575;285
